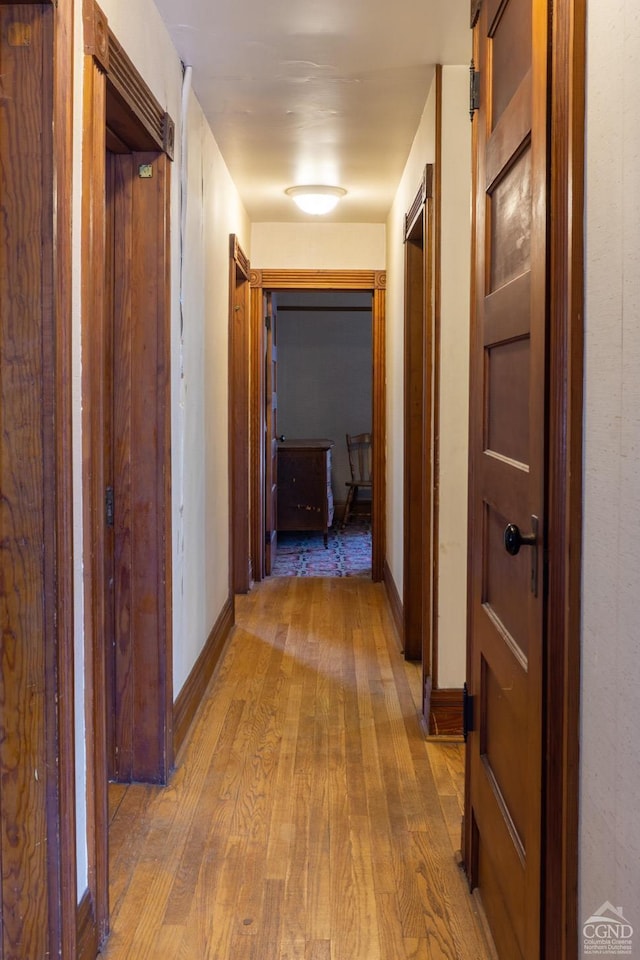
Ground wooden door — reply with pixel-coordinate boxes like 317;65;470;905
465;1;548;957
102;149;173;784
403;166;434;665
264;293;278;573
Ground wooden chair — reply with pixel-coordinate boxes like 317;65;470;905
341;432;372;528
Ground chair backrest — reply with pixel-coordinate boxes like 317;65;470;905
346;432;372;483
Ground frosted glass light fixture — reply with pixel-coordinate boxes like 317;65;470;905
285;184;347;215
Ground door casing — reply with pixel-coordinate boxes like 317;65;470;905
82;2;174;945
229;235;252;594
463;1;584;956
403;165;435;665
0;3;75;956
248;270;386;583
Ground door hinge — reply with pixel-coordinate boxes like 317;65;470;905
463;682;474;741
105;486;115;527
265;314;271;332
469;59;480;119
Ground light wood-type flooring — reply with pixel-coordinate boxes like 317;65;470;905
101;577;494;959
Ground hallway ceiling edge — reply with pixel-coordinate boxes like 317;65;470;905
153;0;471;222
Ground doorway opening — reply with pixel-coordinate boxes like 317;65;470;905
82;6;174;947
403;166;437;691
247;269;386;585
269;290;373;578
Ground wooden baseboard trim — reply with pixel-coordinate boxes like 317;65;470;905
173;596;234;758
77;888;98;960
383;560;403;649
428;687;464;738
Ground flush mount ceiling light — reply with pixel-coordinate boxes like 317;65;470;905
285;184;347;215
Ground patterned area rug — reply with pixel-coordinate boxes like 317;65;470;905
271;518;371;578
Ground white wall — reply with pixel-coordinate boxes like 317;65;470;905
436;66;471;688
385;66;471;689
580;0;640;941
385;78;437;596
251;223;386;270
176;92;251;695
72;0;250;898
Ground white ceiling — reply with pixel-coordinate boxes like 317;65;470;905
154;0;472;222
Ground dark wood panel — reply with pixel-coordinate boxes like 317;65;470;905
482;656;527;845
250;269;385;290
82;36;175;948
489;146;532;292
248;270;386;585
403;221;429;662
0;4;74;956
484;272;530;345
485;69;532;189
129;151;173;782
544;2;585;956
111;153;135;780
486;338;530;464
484;504;531;660
53;0;79;952
371;287;386;582
229;241;251;594
81;51;110;949
431;71;442;694
104;153;118;779
490;0;532;128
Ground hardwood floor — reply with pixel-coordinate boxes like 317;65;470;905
100;577;494;959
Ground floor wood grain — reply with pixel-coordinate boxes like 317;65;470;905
99;577;493;959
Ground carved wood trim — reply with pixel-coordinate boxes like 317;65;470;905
82;0;174;158
249;269;386;583
229;235;252;593
249;283;266;582
544;0;585;955
404;164;433;240
431;68;442;691
231;233;251;279
250;269;386;291
372;286;386;582
54;0;79;951
81;53;110;945
0;5;76;953
83;0;108;70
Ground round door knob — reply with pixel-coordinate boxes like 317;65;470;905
504;523;536;556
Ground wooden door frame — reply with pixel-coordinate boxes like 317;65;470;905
0;2;75;956
248;269;386;583
464;1;584;956
403;165;435;665
229;235;252;594
82;1;174;948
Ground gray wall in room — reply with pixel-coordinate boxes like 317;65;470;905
277;308;372;509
